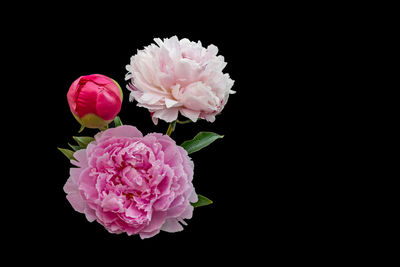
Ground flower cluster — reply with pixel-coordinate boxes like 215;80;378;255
59;36;234;239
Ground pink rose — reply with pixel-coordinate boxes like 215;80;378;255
63;125;198;239
67;74;123;129
125;36;235;124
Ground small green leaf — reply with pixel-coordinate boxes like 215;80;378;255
181;132;224;154
114;116;123;127
68;143;81;152
191;194;213;208
78;125;85;133
73;136;95;148
57;147;76;160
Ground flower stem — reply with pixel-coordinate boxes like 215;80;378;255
176;119;192;124
166;121;177;136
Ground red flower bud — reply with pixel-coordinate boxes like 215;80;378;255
67;74;123;129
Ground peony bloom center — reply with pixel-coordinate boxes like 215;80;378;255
92;139;165;222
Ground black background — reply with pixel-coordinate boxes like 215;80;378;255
3;4;334;264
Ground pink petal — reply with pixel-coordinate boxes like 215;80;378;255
96;125;143;141
84;207;97;222
71;149;88;167
161;218;184;233
69;168;83;185
101;194;123;212
66;191;86;213
139;229;160;239
78;169;98;200
63;177;77;194
141;211;167;233
179;205;194;220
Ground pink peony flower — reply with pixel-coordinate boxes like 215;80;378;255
67;74;123;129
63;125;197;239
125;36;235;124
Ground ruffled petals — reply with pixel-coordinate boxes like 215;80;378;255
64;126;196;238
126;36;234;124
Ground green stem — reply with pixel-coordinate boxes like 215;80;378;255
166;121;176;136
176;119;192;124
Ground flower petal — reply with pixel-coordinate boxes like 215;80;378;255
180;108;200;122
95;125;143;141
142;211;167;233
66;191;86;213
141;93;163;105
152;108;179;122
139;229;160;239
161;218;184;233
71;149;88;167
165;98;180;108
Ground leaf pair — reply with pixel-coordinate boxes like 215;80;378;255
181;132;223;208
58;116;124;160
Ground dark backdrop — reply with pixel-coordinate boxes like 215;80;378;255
4;4;328;265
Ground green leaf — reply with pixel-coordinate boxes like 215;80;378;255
191;194;213;208
78;125;85;133
114;116;123;127
181;132;224;154
73;136;95;148
68;143;81;152
57;147;76;160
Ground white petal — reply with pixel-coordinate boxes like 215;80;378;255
165;98;179;108
152;115;159;125
202;113;216;122
154;38;163;47
180;108;200;122
141;93;163;105
207;44;219;56
171;84;182;100
153;108;179;123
